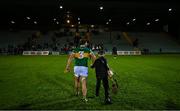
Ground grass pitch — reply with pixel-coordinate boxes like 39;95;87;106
0;55;180;110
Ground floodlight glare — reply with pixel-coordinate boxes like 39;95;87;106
67;20;70;24
100;6;103;10
60;5;63;9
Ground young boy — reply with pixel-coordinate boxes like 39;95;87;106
91;50;112;104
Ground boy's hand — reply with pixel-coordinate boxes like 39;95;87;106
108;70;113;78
90;64;93;68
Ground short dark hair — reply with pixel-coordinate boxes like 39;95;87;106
98;50;104;55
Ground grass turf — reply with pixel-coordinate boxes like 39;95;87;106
0;55;180;110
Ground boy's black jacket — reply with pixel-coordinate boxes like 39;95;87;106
91;56;109;77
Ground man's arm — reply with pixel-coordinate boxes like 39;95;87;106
64;53;74;73
90;51;96;63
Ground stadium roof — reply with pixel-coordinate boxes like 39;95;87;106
0;0;179;29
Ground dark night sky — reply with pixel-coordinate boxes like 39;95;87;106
0;0;179;29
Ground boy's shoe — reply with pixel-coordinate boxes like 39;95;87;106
105;97;112;104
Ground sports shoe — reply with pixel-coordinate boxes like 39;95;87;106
81;97;88;103
105;98;112;104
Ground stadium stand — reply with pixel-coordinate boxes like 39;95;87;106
0;30;180;54
91;31;134;51
126;32;180;53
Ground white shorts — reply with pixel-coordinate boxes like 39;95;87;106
74;66;88;77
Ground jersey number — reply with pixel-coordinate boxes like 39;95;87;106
79;51;84;59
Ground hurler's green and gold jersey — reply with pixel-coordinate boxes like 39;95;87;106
72;47;93;67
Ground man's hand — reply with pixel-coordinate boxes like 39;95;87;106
64;65;70;73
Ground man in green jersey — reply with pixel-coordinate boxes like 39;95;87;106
65;43;96;102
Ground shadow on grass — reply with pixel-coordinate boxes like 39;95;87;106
6;94;78;110
165;98;180;110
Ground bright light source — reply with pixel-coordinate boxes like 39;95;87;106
100;6;103;10
60;5;63;9
34;21;37;24
155;19;159;22
91;25;94;28
56;21;59;24
169;8;172;11
78;17;80;21
109;19;111;22
133;18;136;21
106;22;109;25
53;18;56;21
147;22;150;25
67;20;70;24
71;25;74;27
78;21;80;24
126;22;130;25
26;17;31;20
11;21;15;24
